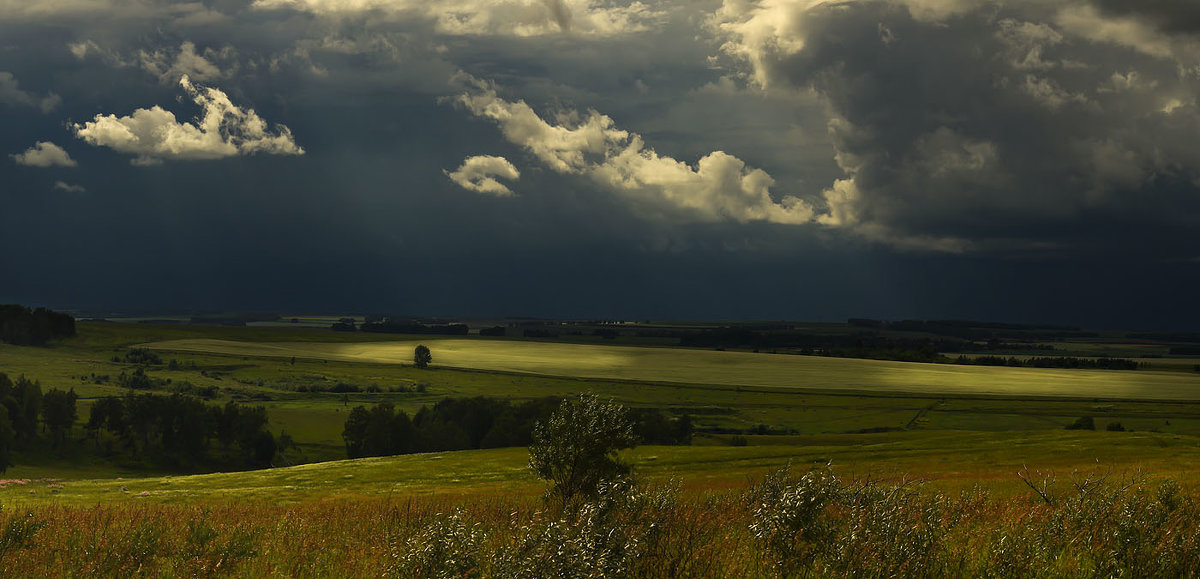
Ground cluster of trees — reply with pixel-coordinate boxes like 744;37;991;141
112;347;163;365
0;305;75;346
0;368;281;473
117;367;172;390
294;382;424;394
0;373;77;472
87;394;277;469
957;355;1141;370
342;396;692;459
1065;416;1129;432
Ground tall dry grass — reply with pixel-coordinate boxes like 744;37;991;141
3;466;1200;577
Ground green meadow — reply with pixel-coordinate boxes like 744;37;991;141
8;430;1200;508
0;320;1195;483
0;321;1199;472
6;321;1200;576
142;336;1200;400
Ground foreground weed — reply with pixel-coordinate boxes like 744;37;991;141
182;517;261;577
0;510;43;559
494;480;654;578
747;464;841;574
388;508;487;578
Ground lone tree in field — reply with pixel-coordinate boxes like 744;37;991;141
529;393;638;502
413;344;432;369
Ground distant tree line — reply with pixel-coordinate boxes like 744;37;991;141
361;319;468;335
0;372;78;473
331;317;470;335
679;328;971;355
848;318;1097;340
86;394;277;469
0;305;75;346
669;326;1139;370
956;355;1141;370
342;396;692;459
1131;332;1200;344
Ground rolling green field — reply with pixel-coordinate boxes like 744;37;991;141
3;320;1200;482
143;337;1200;400
8;321;1200;576
9;430;1200;508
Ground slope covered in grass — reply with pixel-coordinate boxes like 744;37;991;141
145;337;1200;400
9;430;1200;507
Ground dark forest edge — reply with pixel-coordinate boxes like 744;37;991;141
0;364;693;475
0;371;280;474
0;305;75;346
342;397;692;460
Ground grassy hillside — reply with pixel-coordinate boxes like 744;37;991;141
6;322;1200;576
144;337;1200;400
3;320;1200;476
9;430;1200;508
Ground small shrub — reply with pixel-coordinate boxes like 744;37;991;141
1066;416;1095;430
747;464;841;573
388;509;485;578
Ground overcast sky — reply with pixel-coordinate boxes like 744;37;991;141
3;0;1200;328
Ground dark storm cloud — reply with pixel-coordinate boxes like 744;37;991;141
3;0;1200;328
716;0;1200;256
1087;0;1200;36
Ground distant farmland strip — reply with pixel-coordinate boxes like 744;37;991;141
143;338;1200;401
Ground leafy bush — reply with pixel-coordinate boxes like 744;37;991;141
529;394;638;502
493;480;663;578
388;509;486;578
1066;416;1095;430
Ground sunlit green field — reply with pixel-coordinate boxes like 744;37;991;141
7;321;1200;577
9;430;1200;508
5;320;1200;480
144;337;1200;400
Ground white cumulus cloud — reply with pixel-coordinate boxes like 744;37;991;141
11;142;77;168
73;75;304;165
453;76;815;225
446;155;521;196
